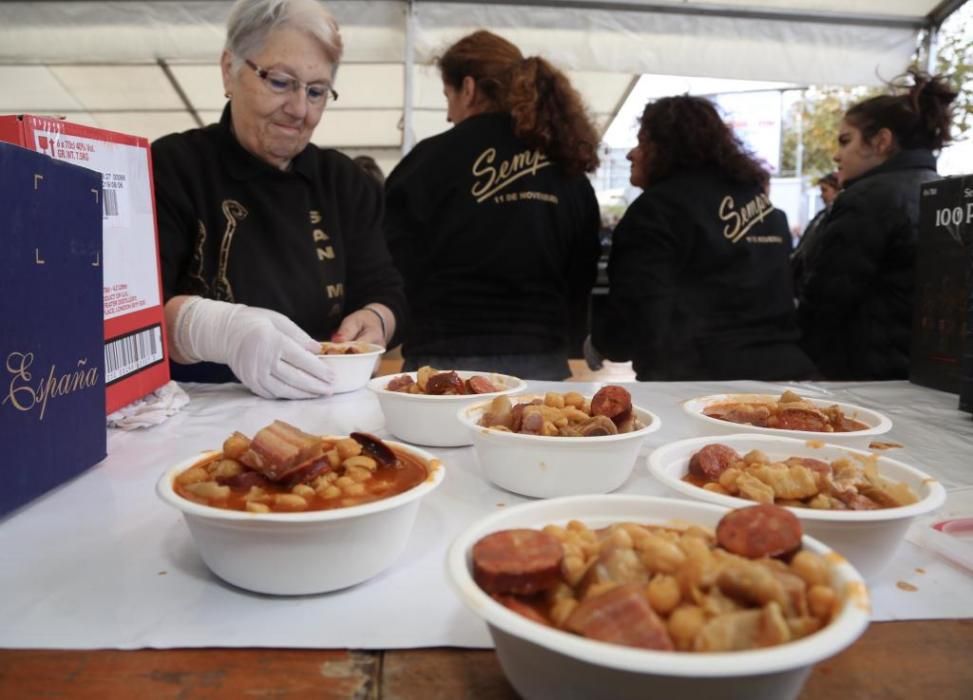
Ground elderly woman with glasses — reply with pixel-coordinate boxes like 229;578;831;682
152;0;405;399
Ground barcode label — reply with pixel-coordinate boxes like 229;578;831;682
105;325;164;384
103;188;119;217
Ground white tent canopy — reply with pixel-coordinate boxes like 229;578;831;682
0;0;960;172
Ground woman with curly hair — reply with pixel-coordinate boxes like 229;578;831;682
588;95;815;380
384;30;601;379
797;72;957;379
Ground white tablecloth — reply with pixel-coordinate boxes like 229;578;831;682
1;379;971;650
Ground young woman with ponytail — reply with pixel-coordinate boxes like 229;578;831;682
383;30;602;380
797;71;958;379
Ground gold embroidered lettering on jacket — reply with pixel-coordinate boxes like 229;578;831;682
719;193;774;243
471;147;551;203
310;210;335;261
214;200;248;301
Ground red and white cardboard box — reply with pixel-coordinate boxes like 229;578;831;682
0;115;170;414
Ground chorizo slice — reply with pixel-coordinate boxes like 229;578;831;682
386;375;415;392
689;444;741;481
564;583;674;650
716;504;803;560
493;594;553;627
508;403;527;433
350;432;397;467
467;375;500;394
590;386;633;425
473;529;563;595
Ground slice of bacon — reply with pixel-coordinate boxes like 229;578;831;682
240;420;323;481
565;583;674;650
426;371;467;395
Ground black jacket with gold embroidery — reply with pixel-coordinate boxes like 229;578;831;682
384;112;601;358
152;105;405;382
592;168;815;381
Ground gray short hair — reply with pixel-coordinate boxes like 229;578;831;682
225;0;343;74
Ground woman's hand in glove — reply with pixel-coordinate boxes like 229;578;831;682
172;297;334;399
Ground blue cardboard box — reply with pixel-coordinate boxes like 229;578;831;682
0;142;106;518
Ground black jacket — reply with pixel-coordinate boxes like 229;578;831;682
593;168;814;381
791;205;830;299
797;149;938;379
152;105;406;383
384;112;601;358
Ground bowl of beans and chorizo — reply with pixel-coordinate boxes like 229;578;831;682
683;390;892;446
368;366;527;447
157;421;444;595
457;385;661;498
647;434;946;581
447;495;870;700
316;341;385;394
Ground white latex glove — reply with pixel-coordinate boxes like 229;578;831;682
175;298;334;400
583;335;605;372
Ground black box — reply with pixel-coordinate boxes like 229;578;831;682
910;174;973;395
960;258;973;413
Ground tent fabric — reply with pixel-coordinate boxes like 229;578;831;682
0;0;947;161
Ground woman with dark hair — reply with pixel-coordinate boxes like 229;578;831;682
797;71;957;379
587;95;814;380
384;30;601;380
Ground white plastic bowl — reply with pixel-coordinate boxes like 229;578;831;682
458;394;660;498
368;370;526;447
317;342;385;394
156;440;445;595
683;393;892;447
447;495;870;700
647;433;946;581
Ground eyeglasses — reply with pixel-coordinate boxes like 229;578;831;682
244;59;338;105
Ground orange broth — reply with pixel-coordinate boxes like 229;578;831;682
174;444;430;513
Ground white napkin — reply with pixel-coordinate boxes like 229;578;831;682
106;381;190;430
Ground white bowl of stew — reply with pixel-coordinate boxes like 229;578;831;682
682;392;892;447
368;369;526;447
157;433;444;595
457;388;660;498
647;434;946;581
316;341;385;394
447;495;870;700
